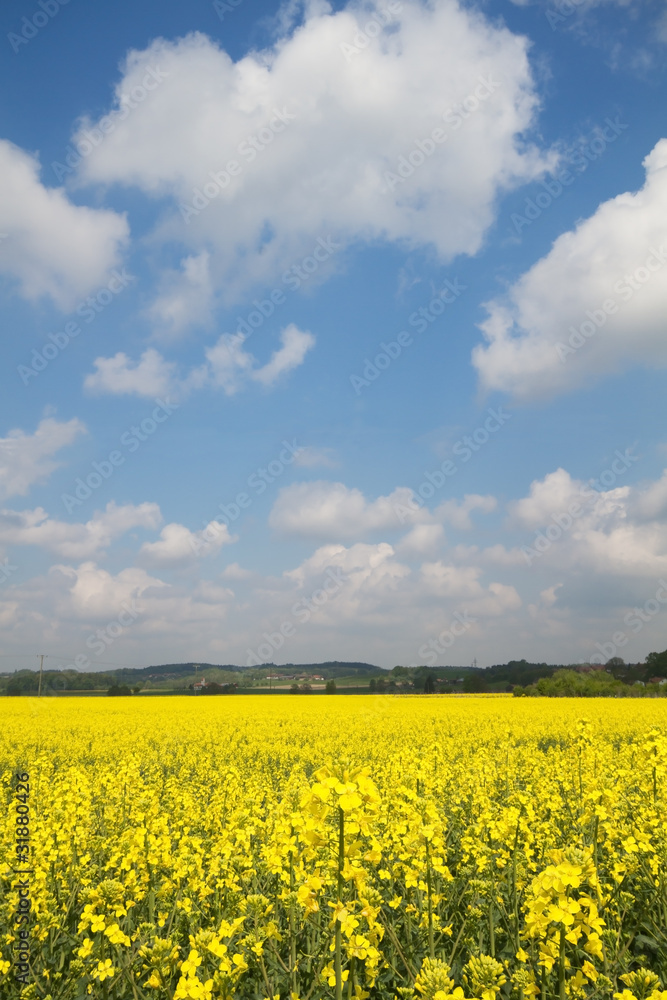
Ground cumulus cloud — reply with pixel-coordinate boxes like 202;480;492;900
138;520;236;567
251;324;315;386
499;466;667;580
8;466;667;665
84;348;178;398
148;250;215;340
52;561;167;620
0;501;161;559
509;0;638;6
72;3;547;304
84;324;314;398
1;559;234;659
270;482;499;539
395;523;445;558
0;417;86;500
633;469;667;520
269;481;427;538
0;140;128;310
508;468;588;529
473;140;667;400
204;325;315;393
435;494;497;530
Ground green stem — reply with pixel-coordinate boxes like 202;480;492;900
558;925;566;1000
425;838;435;959
378;912;417;982
346;956;356;1000
335;806;344;1000
511;810;523;952
290;837;297;996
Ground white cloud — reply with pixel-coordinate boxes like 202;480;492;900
0;417;86;500
633;470;667;520
251;324;315;386
72;4;547;303
0;501;161;559
500;466;667;579
396;523;445;558
435;494;497;530
269;480;426;538
138;520;236;567
205;323;315;392
52;561;167;620
84;324;315;398
418;560;487;598
473;140;667;400
149;250;215;340
83;348;178;398
8;467;667;666
0;140;128;310
221;562;255;580
1;560;233;658
509;0;637;5
508;468;586;529
270;482;498;540
203;333;255;395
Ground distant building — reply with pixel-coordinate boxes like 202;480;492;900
649;677;667;685
193;677;207;693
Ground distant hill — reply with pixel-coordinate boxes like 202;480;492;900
142;660;381;678
1;654;659;696
0;660;382;694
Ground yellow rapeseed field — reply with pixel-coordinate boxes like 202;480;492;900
1;695;666;1000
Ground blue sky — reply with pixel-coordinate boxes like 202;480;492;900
1;0;667;672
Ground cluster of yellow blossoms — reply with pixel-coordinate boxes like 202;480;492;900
1;695;666;1000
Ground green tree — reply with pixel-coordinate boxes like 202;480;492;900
463;673;487;693
391;665;409;677
107;684;131;696
645;649;667;678
325;679;337;694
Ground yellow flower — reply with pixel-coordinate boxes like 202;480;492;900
92;959;116;983
77;938;94;959
582;962;598;982
232;953;249;974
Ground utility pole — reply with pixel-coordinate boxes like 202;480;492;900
37;653;47;697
